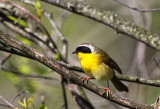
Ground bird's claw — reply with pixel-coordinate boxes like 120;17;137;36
81;77;93;84
104;87;110;97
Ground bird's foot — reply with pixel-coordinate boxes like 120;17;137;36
104;87;110;97
81;77;94;84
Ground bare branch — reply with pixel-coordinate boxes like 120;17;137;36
61;78;68;109
0;45;34;59
0;103;13;108
1;53;12;65
153;57;160;70
44;12;68;60
156;94;160;108
0;96;15;109
118;74;160;87
10;91;27;104
68;84;95;109
57;61;160;87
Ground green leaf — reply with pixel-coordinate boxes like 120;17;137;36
19;65;31;75
54;53;60;61
27;96;34;107
38;104;47;109
23;98;27;108
7;15;28;27
15;35;31;46
18;100;25;107
34;1;42;18
17;57;31;75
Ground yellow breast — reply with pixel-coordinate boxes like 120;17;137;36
78;52;99;76
77;52;114;81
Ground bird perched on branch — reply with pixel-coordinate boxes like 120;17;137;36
72;43;128;97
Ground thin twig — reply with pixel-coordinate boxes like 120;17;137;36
0;103;13;108
156;93;160;108
1;53;12;65
14;13;26;24
153;57;160;70
10;91;27;104
0;96;15;109
68;84;94;109
61;78;68;109
57;61;83;72
114;0;160;12
44;12;68;59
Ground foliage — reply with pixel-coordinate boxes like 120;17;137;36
7;15;28;28
17;96;47;109
34;1;42;19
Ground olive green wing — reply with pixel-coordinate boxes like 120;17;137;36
97;48;122;74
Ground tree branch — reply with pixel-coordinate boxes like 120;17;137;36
0;43;159;88
40;0;160;51
0;42;160;88
57;61;160;87
0;30;155;109
118;74;160;87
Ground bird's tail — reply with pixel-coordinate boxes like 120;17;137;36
111;75;128;92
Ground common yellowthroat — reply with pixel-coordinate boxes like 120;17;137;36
72;43;128;96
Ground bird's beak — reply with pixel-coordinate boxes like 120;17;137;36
72;51;78;54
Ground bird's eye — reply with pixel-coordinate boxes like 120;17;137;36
76;46;91;53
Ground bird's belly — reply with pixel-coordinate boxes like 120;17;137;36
92;63;114;81
82;62;114;81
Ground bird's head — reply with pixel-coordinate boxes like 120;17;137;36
72;43;96;54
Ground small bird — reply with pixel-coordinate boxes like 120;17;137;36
72;43;128;96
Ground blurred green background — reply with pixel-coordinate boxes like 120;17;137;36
0;0;160;109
